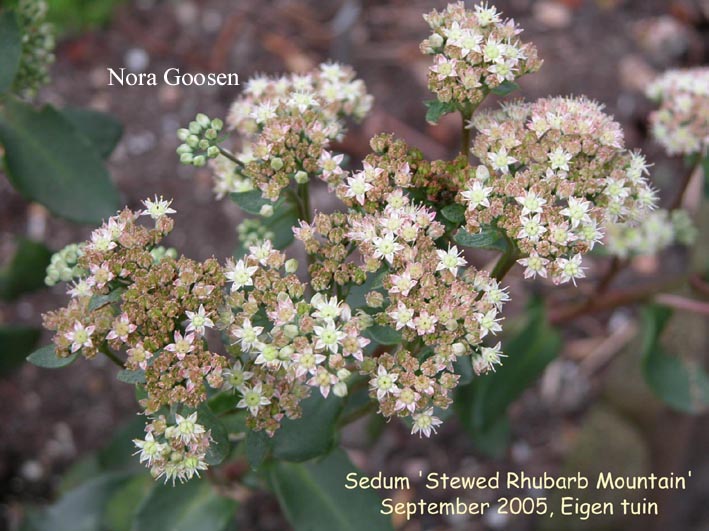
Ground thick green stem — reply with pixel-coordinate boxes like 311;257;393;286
490;237;520;282
297;182;312;225
99;343;125;369
217;146;244;168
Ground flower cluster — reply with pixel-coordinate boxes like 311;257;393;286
42;198;228;415
646;67;709;156
45;243;84;286
214;63;372;200
176;113;225;167
295;135;509;434
463;96;657;283
605;208;696;259
133;413;210;484
220;242;370;434
420;1;542;107
11;0;55;98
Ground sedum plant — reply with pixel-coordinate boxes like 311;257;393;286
22;2;707;530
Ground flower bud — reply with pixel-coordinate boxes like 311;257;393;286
285;258;299;273
279;345;294;360
176;128;190;141
207;146;220;159
179;153;194;164
186;134;200;148
452;342;466;356
283;324;299;339
211;118;224;131
270;157;284;171
294;170;309;184
188;121;202;134
429;33;444;49
198;139;210;151
204;128;218;140
176;143;191;154
336;368;351;381
333;382;348;397
259;205;274;217
195;113;211;128
192;155;206;167
365;291;384;308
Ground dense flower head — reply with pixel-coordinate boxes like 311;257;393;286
218;241;372;434
420;1;541;106
214;63;372;200
294;135;510;431
42;204;228;414
605;208;696;258
464;96;657;283
133;414;210;484
646;67;709;156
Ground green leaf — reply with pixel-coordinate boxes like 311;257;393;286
97;415;146;472
27;344;78;368
0;238;52;301
269;448;393;531
27;473;133;531
102;474;152;531
491;80;519;96
0;98;120;224
88;288;124;311
363;325;402;346
441;204;466;224
61;107;123;159
424;99;456;125
230;189;276;215
265;204;298;250
245;429;271;470
455;301;561;451
0;324;40;375
454;227;509;253
270;393;344;462
0;11;22;94
197;403;230;466
133;479;237;531
641;305;709;414
345;267;387;310
116;369;145;384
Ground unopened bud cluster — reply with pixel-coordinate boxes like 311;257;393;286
11;0;55;98
45;243;84;286
176;113;225;167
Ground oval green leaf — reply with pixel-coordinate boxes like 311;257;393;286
27;344;78;368
0;98;120;224
269;448;393;531
0;11;22;94
132;479;237;531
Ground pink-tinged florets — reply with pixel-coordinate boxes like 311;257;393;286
464;96;657;283
646;67;709;156
420;1;541;107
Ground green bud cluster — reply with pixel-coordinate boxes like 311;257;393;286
237;219;274;248
45;243;84;286
150;246;178;263
176;113;225;167
12;0;55;98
